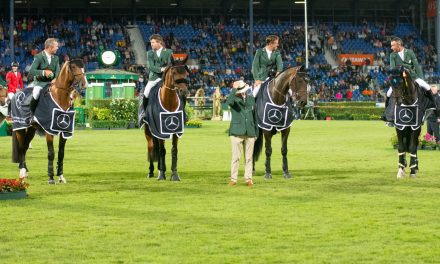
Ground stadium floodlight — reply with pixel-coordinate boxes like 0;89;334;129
89;1;101;4
295;0;308;69
170;3;177;5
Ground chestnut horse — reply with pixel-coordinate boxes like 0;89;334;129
12;59;87;184
143;54;190;181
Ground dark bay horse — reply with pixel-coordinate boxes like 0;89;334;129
143;54;190;181
12;59;87;183
253;66;309;179
390;67;437;179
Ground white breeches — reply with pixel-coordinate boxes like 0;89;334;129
143;79;162;98
32;85;43;100
7;92;14;100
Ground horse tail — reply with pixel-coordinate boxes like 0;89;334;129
253;128;263;162
12;131;20;163
150;136;160;162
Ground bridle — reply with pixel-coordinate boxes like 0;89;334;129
391;71;416;104
53;60;86;93
163;65;190;91
289;68;309;104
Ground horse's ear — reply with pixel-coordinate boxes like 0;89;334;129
299;65;306;72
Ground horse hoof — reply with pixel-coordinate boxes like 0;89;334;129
170;173;180;181
147;173;155;178
264;173;272;180
48;179;56;184
410;173;417;179
157;172;166;181
396;167;406;179
58;175;67;184
283;172;292;179
19;168;28;179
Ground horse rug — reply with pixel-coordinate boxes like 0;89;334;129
255;80;294;131
12;87;75;138
34;90;75;139
139;81;185;140
393;97;436;131
11;88;34;131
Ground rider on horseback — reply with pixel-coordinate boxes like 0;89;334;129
142;34;172;112
252;35;283;96
29;38;60;114
382;37;431;123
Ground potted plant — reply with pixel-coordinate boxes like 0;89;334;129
185;119;202;128
421;133;437;150
0;178;29;200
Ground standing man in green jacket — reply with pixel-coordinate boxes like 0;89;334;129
252;35;283;95
142;34;172;111
29;38;60;112
227;80;258;187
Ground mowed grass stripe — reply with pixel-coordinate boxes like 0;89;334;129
1;121;439;263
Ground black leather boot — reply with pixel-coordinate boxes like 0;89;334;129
142;96;149;113
380;96;390;121
30;97;38;114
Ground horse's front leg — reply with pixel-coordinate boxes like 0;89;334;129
409;128;421;178
396;129;407;179
157;139;166;180
281;128;292;179
170;135;180;181
56;136;67;183
46;134;56;184
264;132;273;179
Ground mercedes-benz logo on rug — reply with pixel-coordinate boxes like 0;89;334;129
164;116;180;131
56;114;71;129
398;108;413;123
267;108;283;123
160;111;184;135
15;92;25;110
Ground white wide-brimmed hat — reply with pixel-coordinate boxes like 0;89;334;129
232;80;251;94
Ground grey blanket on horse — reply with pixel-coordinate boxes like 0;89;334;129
11;87;75;138
139;81;186;140
255;80;294;131
386;89;437;130
11;88;34;131
33;89;75;139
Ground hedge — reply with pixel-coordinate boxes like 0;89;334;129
316;105;384;120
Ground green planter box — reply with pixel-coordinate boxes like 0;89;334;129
0;121;9;136
122;83;135;99
0;191;27;200
111;84;123;99
86;83;105;106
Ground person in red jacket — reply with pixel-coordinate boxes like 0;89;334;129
6;61;24;100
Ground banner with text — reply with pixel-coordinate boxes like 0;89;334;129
338;54;374;66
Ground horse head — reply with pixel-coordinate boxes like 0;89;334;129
289;65;309;108
163;53;190;93
390;66;417;105
55;58;88;94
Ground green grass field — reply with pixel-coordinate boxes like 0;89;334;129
1;121;439;263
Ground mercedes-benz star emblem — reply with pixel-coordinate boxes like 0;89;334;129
56;114;71;129
267;108;283;123
398;109;413;123
15;92;25;110
164;116;180;131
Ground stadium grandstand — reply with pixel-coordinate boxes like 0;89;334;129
1;0;439;101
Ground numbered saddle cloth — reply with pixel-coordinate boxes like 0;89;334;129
255;81;294;131
33;89;75;139
140;81;185;140
11;88;34;131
